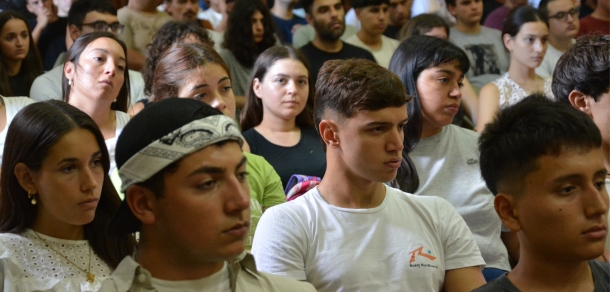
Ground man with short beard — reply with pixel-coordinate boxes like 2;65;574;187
299;0;376;85
165;0;214;29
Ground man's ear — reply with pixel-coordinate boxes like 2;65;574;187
68;24;81;43
318;119;340;149
446;4;456;17
568;90;593;118
494;193;521;232
354;8;362;21
305;12;314;26
13;162;38;194
125;185;158;226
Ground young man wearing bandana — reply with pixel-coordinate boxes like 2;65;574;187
100;98;315;291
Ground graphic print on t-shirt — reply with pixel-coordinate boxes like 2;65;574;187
463;44;502;76
408;246;439;269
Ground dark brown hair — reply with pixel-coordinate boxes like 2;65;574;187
240;45;314;132
151;42;230;102
0;11;43;96
399;13;450;42
143;21;215;97
0;100;136;268
62;31;130;112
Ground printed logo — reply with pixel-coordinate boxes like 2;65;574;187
467;158;478;165
409;246;437;264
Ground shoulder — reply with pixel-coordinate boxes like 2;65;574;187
117;6;131;18
480;26;502;37
472;273;516;292
446;124;479;141
386;186;451;213
242;128;259;140
254;271;317;291
341;42;376;60
4;96;35;109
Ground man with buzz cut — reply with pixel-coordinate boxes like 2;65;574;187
252;59;486;291
99;98;316;291
299;0;376;85
475;94;610;291
29;0;145;106
446;0;509;89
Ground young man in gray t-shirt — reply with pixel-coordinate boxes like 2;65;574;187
446;0;509;89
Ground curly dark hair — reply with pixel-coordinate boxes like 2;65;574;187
222;0;276;68
143;21;214;96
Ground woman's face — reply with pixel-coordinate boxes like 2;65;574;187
0;19;29;62
65;37;126;104
504;21;549;69
177;64;236;118
251;10;264;44
416;62;463;134
424;26;448;40
30;128;105;230
253;58;309;122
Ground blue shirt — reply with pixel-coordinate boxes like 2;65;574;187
273;14;307;45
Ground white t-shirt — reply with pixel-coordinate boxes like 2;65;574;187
0;96;35;165
104;111;130;175
0;229;111;291
198;8;223;30
410;124;511;271
344;34;400;68
252;185;485;292
150;263;230;292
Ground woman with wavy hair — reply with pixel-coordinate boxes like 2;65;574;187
0;11;43;96
62;31;130;175
220;0;277;98
389;35;511;282
0;101;136;291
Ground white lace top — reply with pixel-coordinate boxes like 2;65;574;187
492;72;554;109
0;229;111;291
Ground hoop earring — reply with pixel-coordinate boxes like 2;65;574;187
28;190;36;205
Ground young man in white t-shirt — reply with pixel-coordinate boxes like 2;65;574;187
100;98;315;291
252;59;486;292
344;0;400;68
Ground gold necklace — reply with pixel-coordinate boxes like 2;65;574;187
32;230;95;283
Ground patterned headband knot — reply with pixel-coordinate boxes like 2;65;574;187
119;115;243;193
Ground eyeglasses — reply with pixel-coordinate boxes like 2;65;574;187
548;8;579;21
79;21;125;35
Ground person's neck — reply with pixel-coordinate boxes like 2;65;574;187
317;159;386;209
68;95;114;138
258;112;298;132
135;235;226;281
31;215;84;240
591;7;610;20
454;21;481;34
421;123;443;138
271;3;295;20
509;248;594;291
548;34;573;52
357;30;382;48
312;37;343;53
508;61;538;83
5;59;22;76
128;0;158;13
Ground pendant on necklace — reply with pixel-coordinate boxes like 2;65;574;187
87;273;95;283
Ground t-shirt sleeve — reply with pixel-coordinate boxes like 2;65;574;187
436;198;486;270
251;206;308;280
261;160;287;207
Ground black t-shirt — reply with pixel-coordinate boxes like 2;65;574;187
28;17;67;71
383;25;402;40
8;69;28;96
242;127;326;190
299;41;376;85
473;260;610;292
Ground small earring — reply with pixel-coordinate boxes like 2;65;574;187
68;79;72;86
27;190;36;205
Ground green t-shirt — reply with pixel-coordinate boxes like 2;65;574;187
244;152;286;250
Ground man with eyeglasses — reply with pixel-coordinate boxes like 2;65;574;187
578;0;609;36
536;0;579;78
30;0;146;107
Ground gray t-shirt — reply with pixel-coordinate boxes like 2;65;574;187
410;124;511;271
473;260;610;291
218;49;252;97
450;27;509;89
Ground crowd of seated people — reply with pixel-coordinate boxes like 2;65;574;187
0;0;608;290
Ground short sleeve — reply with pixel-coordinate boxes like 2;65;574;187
261;161;286;207
292;25;315;49
436;198;486;270
251;206;308;280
